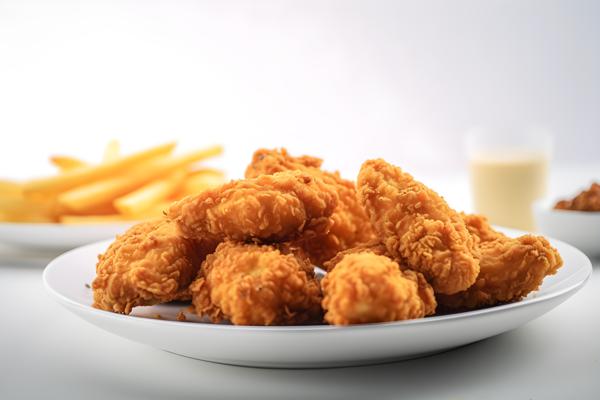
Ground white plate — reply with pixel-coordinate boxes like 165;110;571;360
43;228;592;368
534;199;600;257
0;222;134;250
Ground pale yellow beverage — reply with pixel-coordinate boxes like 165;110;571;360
470;152;548;230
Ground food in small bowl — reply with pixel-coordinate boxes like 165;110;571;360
554;182;600;212
534;183;600;257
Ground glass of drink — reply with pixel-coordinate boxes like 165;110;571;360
466;127;552;231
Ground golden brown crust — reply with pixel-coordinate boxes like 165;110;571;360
401;269;437;317
460;212;507;244
357;159;480;295
191;241;323;326
438;226;563;310
245;148;376;266
168;170;338;244
92;220;212;314
321;253;436;325
245;148;324;176
92;151;565;324
322;241;388;271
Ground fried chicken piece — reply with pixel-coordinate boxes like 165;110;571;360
92;219;212;314
324;247;436;314
168;170;338;243
321;252;436;325
437;214;564;310
190;241;322;326
322;241;389;271
460;212;506;243
403;269;438;317
245;148;323;176
324;243;438;317
554;182;600;211
245;148;376;266
357;159;479;295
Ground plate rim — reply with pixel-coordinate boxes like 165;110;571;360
42;233;593;333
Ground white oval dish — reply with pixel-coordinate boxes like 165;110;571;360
0;222;134;250
534;199;600;256
43;228;592;368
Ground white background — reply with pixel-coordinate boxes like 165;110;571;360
1;0;599;182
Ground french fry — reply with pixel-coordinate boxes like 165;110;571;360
59;214;134;224
50;156;87;172
186;167;224;177
143;200;173;217
60;200;171;224
57;176;143;213
52;201;118;217
0;197;55;222
103;140;120;162
49;140;120;172
0;179;23;198
0;211;55;223
179;170;225;196
23;142;176;195
113;170;186;215
0;197;51;213
57;145;223;212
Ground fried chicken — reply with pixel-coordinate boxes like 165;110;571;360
245;148;323;176
168;170;338;243
92;219;212;314
357;159;479;295
322;241;389;271
245;148;376;266
321;252;436;325
460;212;506;243
437;214;564;310
554;182;600;211
190;241;323;326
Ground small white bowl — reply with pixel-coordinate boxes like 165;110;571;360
534;199;600;257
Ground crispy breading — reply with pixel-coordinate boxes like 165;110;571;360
92;219;213;314
168;170;338;244
357;159;479;295
322;241;388;271
245;148;375;266
438;215;563;310
321;252;436;325
460;212;506;243
190;241;323;326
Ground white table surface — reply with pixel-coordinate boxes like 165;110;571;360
1;167;599;400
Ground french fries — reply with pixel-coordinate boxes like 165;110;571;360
59;214;133;224
0;179;22;198
57;145;223;212
23;142;176;195
114;170;186;216
1;141;225;224
50;139;120;173
0;197;56;223
179;169;225;197
50;156;87;172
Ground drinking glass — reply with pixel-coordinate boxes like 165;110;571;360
466;127;552;231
